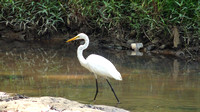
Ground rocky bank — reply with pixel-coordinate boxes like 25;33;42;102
0;92;129;112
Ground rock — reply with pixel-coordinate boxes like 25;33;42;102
146;44;156;51
0;92;10;101
131;43;143;51
175;51;185;57
0;92;129;112
159;44;166;49
127;51;143;56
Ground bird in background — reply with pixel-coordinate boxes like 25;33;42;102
66;33;122;103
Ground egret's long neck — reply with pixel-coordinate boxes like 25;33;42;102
77;37;89;67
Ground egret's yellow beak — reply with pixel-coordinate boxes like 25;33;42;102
66;36;79;42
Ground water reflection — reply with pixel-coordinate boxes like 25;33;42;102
0;48;200;112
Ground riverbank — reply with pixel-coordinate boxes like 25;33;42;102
0;24;199;62
0;92;128;112
0;1;199;61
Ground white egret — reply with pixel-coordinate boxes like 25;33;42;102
66;33;122;103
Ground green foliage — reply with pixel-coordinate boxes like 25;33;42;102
0;0;65;35
0;0;199;44
66;0;199;42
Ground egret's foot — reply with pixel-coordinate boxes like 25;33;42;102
93;99;97;103
88;99;96;104
115;102;121;107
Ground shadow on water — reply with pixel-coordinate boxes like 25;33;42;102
0;47;200;112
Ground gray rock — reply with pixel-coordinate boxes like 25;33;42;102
159;44;166;49
127;51;143;56
0;92;129;112
175;51;185;57
146;44;156;51
131;43;143;51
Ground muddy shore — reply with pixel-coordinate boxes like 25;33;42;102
0;24;199;61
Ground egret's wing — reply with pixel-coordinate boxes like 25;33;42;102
86;54;122;80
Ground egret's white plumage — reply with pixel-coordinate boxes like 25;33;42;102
67;33;122;103
86;54;122;80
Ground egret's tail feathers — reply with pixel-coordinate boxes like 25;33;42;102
115;76;122;81
113;72;122;81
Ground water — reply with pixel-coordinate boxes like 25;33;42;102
0;48;200;112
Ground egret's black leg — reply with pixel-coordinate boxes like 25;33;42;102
93;79;98;101
106;79;120;103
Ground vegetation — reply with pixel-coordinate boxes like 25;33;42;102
0;0;199;47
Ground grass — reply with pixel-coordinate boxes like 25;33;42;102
0;0;65;35
0;0;199;47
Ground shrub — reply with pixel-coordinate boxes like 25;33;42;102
0;0;199;46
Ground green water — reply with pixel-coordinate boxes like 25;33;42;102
0;48;200;112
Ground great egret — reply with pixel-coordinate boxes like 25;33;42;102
66;33;122;103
